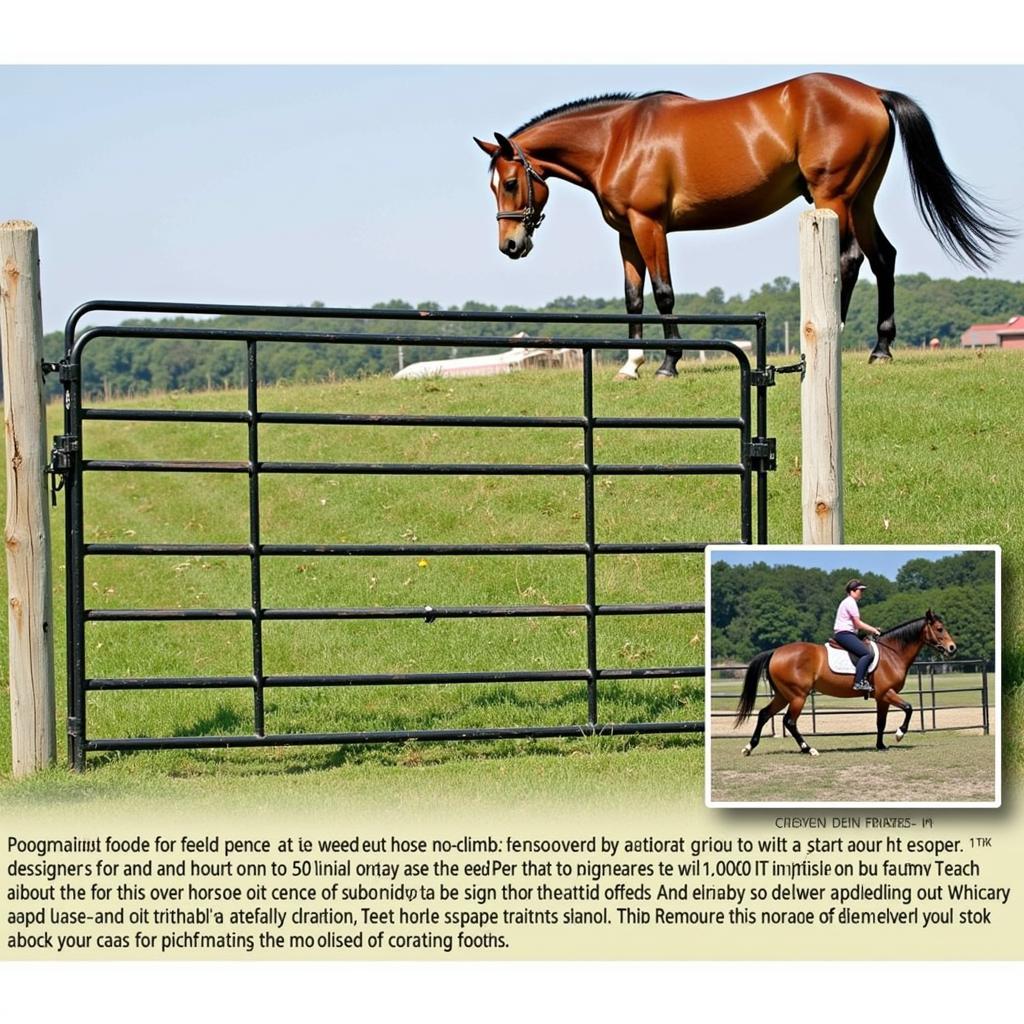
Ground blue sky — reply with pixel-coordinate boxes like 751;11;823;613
709;546;984;581
2;62;1022;334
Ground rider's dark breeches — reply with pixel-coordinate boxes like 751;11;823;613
833;630;872;685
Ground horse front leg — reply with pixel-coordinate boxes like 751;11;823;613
615;233;647;380
875;701;890;751
627;213;690;378
876;689;913;750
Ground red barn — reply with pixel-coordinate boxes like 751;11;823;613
961;316;1024;349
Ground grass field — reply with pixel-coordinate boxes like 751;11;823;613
2;343;1022;807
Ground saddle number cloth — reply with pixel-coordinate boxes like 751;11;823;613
826;640;880;675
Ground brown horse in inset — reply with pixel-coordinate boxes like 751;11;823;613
735;610;957;755
475;74;1010;379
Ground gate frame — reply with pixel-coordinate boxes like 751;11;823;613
52;302;776;770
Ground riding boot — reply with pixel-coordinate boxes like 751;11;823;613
853;676;873;694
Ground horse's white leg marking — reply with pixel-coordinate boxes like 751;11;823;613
616;348;646;379
809;747;819;757
895;728;905;742
742;743;752;756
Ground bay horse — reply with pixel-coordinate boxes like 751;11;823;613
735;610;957;756
475;73;1010;379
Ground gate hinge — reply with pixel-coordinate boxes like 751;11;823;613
752;354;806;387
47;434;79;507
67;716;83;740
748;436;777;472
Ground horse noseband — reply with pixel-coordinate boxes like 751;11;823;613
495;140;546;235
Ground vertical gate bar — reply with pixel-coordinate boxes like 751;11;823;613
981;665;989;735
65;351;87;771
916;665;924;732
247;340;266;735
582;348;598;725
930;665;936;731
755;316;769;544
738;357;752;545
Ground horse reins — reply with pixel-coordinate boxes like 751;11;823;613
495;140;546;235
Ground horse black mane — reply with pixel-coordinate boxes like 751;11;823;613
508;90;688;138
878;616;934;645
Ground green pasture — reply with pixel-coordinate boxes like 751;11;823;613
2;344;1022;808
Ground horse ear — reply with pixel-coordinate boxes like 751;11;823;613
925;608;935;621
493;132;517;159
474;136;499;158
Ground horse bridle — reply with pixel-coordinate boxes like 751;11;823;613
495;140;546;235
873;620;952;658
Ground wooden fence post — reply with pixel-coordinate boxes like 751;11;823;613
1;220;56;776
799;209;843;544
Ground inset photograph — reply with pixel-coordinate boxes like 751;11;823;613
705;545;999;807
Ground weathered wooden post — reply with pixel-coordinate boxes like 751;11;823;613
799;209;843;544
1;220;56;775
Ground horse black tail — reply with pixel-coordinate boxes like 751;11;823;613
879;90;1014;270
735;650;774;726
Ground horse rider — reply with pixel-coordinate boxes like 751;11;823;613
833;579;882;693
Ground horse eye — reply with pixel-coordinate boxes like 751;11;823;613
504;180;518;192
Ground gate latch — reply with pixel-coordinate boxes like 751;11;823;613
752;354;806;388
47;434;78;507
748;436;777;472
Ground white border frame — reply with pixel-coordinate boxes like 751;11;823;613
704;544;1001;809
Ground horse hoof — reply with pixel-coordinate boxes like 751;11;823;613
614;372;638;381
808;748;819;757
895;728;905;743
742;744;752;756
877;744;888;752
868;349;893;364
654;369;678;379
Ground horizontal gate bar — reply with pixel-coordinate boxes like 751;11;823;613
81;459;745;477
68;297;765;329
83;602;704;622
72;323;758;353
83;720;705;752
84;664;707;691
82;540;733;557
80;408;745;431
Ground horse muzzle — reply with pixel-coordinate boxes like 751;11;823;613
500;233;533;260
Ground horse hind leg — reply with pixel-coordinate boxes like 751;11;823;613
742;694;786;756
782;696;818;757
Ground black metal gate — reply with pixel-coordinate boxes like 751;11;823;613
51;302;783;770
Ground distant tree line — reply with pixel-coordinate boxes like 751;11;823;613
710;551;996;666
4;273;1022;401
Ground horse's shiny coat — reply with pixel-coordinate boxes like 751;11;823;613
736;610;956;755
476;74;1009;379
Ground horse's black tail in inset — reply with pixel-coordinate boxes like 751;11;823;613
735;650;774;726
879;90;1014;270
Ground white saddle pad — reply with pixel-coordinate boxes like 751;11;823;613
826;640;879;675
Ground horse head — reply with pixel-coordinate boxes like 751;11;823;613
474;133;550;260
923;609;958;656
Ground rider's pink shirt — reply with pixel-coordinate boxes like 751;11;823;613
833;595;860;633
